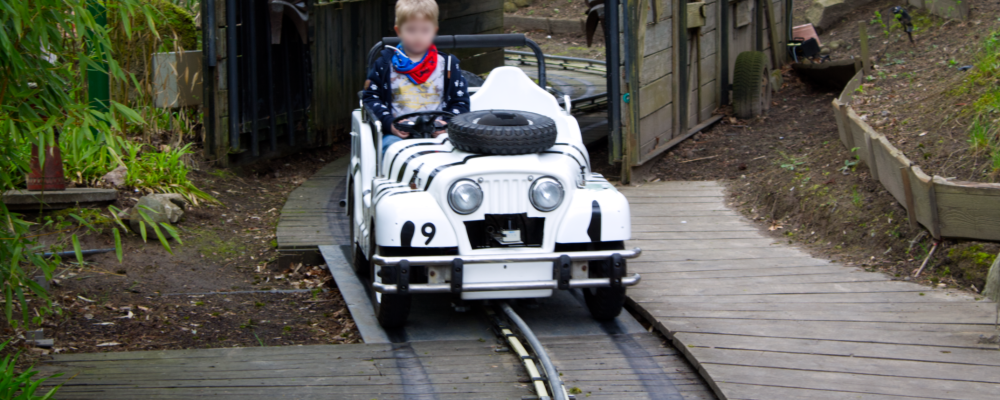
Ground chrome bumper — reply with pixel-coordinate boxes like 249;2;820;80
371;247;642;266
373;274;642;294
370;248;642;294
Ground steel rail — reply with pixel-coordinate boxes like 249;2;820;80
500;302;568;400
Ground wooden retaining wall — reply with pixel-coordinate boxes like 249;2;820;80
832;70;1000;242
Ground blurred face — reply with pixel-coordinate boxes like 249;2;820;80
394;17;437;57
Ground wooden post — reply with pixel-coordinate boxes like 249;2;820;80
864;130;879;183
858;21;870;73
900;166;918;230
762;0;784;67
928;178;942;240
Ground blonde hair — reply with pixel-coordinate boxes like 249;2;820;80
395;0;439;27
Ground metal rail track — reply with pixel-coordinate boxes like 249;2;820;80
487;303;572;400
506;50;609;113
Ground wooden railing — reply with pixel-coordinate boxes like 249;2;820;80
832;69;1000;241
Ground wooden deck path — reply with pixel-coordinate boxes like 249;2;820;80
621;181;1000;400
275;157;349;264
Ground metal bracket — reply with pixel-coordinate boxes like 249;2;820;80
397;260;410;295
609;253;624;289
556;255;572;290
451;259;464;294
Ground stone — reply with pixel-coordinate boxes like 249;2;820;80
820;47;831;55
806;0;874;32
828;40;842;50
101;166;128;187
513;0;532;8
504;2;517;13
129;193;187;236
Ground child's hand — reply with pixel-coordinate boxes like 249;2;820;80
391;124;410;139
432;120;448;138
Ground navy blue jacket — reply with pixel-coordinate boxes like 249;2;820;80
362;48;471;132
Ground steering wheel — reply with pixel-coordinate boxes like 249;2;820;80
392;110;455;139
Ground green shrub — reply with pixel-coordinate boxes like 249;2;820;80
0;340;60;400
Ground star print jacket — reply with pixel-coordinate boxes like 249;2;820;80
361;48;471;132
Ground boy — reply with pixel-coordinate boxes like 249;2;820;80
362;0;471;155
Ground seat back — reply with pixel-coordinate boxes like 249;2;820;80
470;67;562;119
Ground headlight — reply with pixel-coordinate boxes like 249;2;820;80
530;177;564;212
448;179;483;215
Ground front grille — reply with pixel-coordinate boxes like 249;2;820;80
480;178;530;214
465;213;545;249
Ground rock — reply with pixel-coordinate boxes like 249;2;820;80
101;166;128;187
129;193;187;236
513;0;532;8
806;0;874;32
504;1;517;12
828;40;842;51
820;47;831;55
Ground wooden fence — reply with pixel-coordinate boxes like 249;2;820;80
832;70;1000;242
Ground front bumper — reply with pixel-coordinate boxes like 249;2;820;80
371;248;642;294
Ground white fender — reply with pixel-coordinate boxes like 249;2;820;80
375;191;458;248
555;186;631;243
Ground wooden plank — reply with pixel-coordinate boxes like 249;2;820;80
640;272;888;285
718;382;929;400
630;290;976;304
643;18;673;56
900;166;918;229
639;74;673;118
628;238;774;250
628;201;731;211
632;279;931;296
641;49;672;85
934;179;1000;241
438;9;504;36
636;265;861;279
631;230;764;240
646;307;995;324
638;103;674;157
625;256;835;270
676;332;1000;367
617;189;725;197
706;363;1000;399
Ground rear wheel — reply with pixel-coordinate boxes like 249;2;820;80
584;245;627;320
368;223;411;328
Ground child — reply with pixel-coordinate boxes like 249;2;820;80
362;0;471;155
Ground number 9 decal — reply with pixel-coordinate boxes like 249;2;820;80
421;223;436;245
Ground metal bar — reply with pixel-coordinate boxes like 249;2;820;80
226;0;240;151
500;302;568;400
264;1;277;152
205;0;216;67
606;0;622;163
373;248;642;267
505;50;608;65
524;38;547;89
373;274;642;294
248;0;259;157
202;0;216;158
40;248;114;258
282;41;296;146
720;0;730;105
677;0;688;134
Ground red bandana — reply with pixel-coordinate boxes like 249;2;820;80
392;45;439;85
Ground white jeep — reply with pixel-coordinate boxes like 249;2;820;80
347;34;641;328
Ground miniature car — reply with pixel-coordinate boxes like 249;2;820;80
346;34;641;328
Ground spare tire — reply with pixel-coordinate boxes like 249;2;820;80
461;70;486;87
732;51;771;119
447;110;557;155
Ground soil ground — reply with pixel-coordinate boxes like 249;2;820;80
3;143;358;367
508;0;590;19
794;1;1000;183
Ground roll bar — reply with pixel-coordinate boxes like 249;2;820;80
366;34;547;88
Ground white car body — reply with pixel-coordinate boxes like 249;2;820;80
348;66;640;301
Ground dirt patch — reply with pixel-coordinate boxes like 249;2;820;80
507;0;589;19
3;143;359;366
850;6;1000;183
506;26;606;61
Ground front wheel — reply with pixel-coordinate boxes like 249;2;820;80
583;258;627;321
368;223;410;328
371;263;412;328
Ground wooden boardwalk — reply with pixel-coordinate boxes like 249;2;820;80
621;181;1000;400
275;157;349;264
